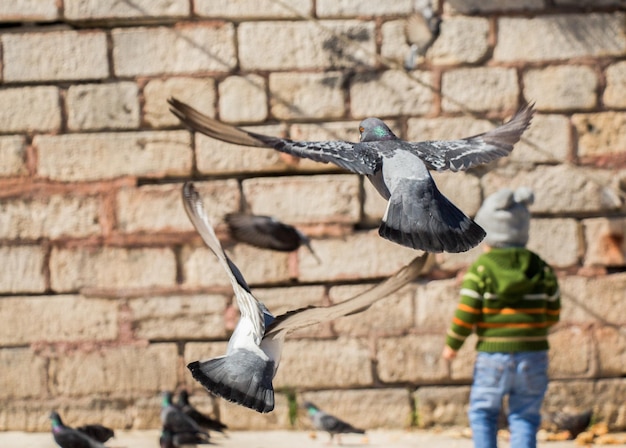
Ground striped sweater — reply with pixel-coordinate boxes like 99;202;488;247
446;247;560;353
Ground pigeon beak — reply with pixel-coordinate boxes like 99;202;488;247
304;241;321;264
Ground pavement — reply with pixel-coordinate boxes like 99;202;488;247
3;428;625;448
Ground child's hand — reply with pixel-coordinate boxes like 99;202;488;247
442;345;458;361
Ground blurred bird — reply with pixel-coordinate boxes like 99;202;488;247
303;401;365;444
160;391;211;445
176;389;228;435
404;10;441;69
225;212;320;263
543;409;593;439
170;98;534;253
160;428;212;448
74;424;114;444
49;411;107;448
182;182;428;413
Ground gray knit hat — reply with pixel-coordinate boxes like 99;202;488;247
475;187;534;248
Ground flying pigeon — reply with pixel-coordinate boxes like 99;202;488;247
49;411;107;448
225;212;320;262
182;182;428;413
160;391;211;444
176;389;228;435
169;97;534;253
303;401;365;444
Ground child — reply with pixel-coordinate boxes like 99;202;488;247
442;187;561;448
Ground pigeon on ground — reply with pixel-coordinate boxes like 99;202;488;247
169;98;534;253
225;212;320;262
543;410;593;439
176;389;228;435
74;424;114;444
303;401;366;444
182;182;428;413
160;428;212;448
49;411;106;448
160;391;211;445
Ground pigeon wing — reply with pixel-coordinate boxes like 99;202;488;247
408;102;535;172
76;424;114;443
169;97;380;175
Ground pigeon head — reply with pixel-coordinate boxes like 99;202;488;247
178;389;190;404
302;401;320;414
358;118;398;142
49;411;63;427
162;391;174;407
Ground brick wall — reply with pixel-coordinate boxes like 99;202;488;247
1;0;625;432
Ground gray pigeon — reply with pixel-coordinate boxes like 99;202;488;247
169;98;534;253
49;411;106;448
182;182;428;413
176;389;228;435
303;401;365;444
160;391;210;444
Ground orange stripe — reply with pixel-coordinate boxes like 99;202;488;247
546;309;560;315
483;307;546;315
452;317;474;329
458;303;481;314
477;322;549;329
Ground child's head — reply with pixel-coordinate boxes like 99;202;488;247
475;187;534;248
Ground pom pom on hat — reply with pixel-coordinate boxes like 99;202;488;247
475;187;534;248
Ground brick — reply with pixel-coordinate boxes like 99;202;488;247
524;66;597;111
195;0;311;19
184;342;228;368
350;70;434;118
415;278;459;332
414;386;471;428
219;394;290;430
528;218;580;268
316;0;412;17
67;82;140;131
129;294;228;340
35;131;192;181
274;338;373;388
144;77;216;128
269;72;346;120
407;115;494;141
442;67;519;112
0;349;46;399
445;0;543;13
362;180;387;225
543;380;595;414
433;171;483;216
592;379;626;429
548;327;593;378
435;245;483;273
377;334;448;383
300;389;412;429
449;334;478;381
220;75;268;123
51;344;178;395
0;136;27;177
583;218;626;267
0;295;118;345
604;61;626;108
112;23;236;77
0;87;60;132
64;0;189;20
298;231;417;283
596;326;626;377
2;31;107;82
0;194;101;239
380;20;412;68
559;273;626;324
573;112;626;159
426;17;490;65
509;114;571;163
242;174;360;224
0;246;46;294
238;21;376;71
116;180;240;233
0;1;57;21
50;247;177;292
494;14;626;62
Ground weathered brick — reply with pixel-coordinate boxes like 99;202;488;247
50;247;177;292
377;334;448;383
2;31;108;82
219;75;268;123
449;334;478;381
528;218;580;268
592;379;626;429
316;0;412;17
442;67;519;112
559;273;626;325
298;231;418;283
195;0;311;19
0;1;57;21
573;112;626;158
510;114;571;163
219;394;290;430
242;174;360;224
50;344;178;396
112;23;236;77
524;66;597;111
445;0;543;13
432;171;483;216
0;349;46;399
583;218;626;267
0;246;46;294
543;380;595;415
0;295;118;345
350;70;434;118
144;77;216;128
0;194;101;239
129;294;228;340
274;338;373;388
435;245;483;273
253;285;326;317
495;14;626;62
548;326;593;378
64;0;189;20
380;20;412;67
35;131;192;181
426;17;490;65
0;136;27;177
269;72;346;120
595;326;626;377
238;21;376;70
604;61;626;108
0;86;61;133
414;278;459;332
67;82;140;131
414;386;471;428
407;115;493;141
362;177;387;225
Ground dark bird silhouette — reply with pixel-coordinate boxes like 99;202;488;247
543;410;593;439
170;97;534;253
176;389;228;435
160;391;211;445
303;401;365;444
74;424;114;443
182;182;428;413
160;428;212;448
49;411;107;448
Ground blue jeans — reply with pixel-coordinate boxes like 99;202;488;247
469;351;548;448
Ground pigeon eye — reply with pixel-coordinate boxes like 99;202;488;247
359;126;364;133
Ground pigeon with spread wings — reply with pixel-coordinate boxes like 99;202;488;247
182;182;428;413
170;98;534;253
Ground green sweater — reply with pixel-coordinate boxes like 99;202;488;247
445;247;560;353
